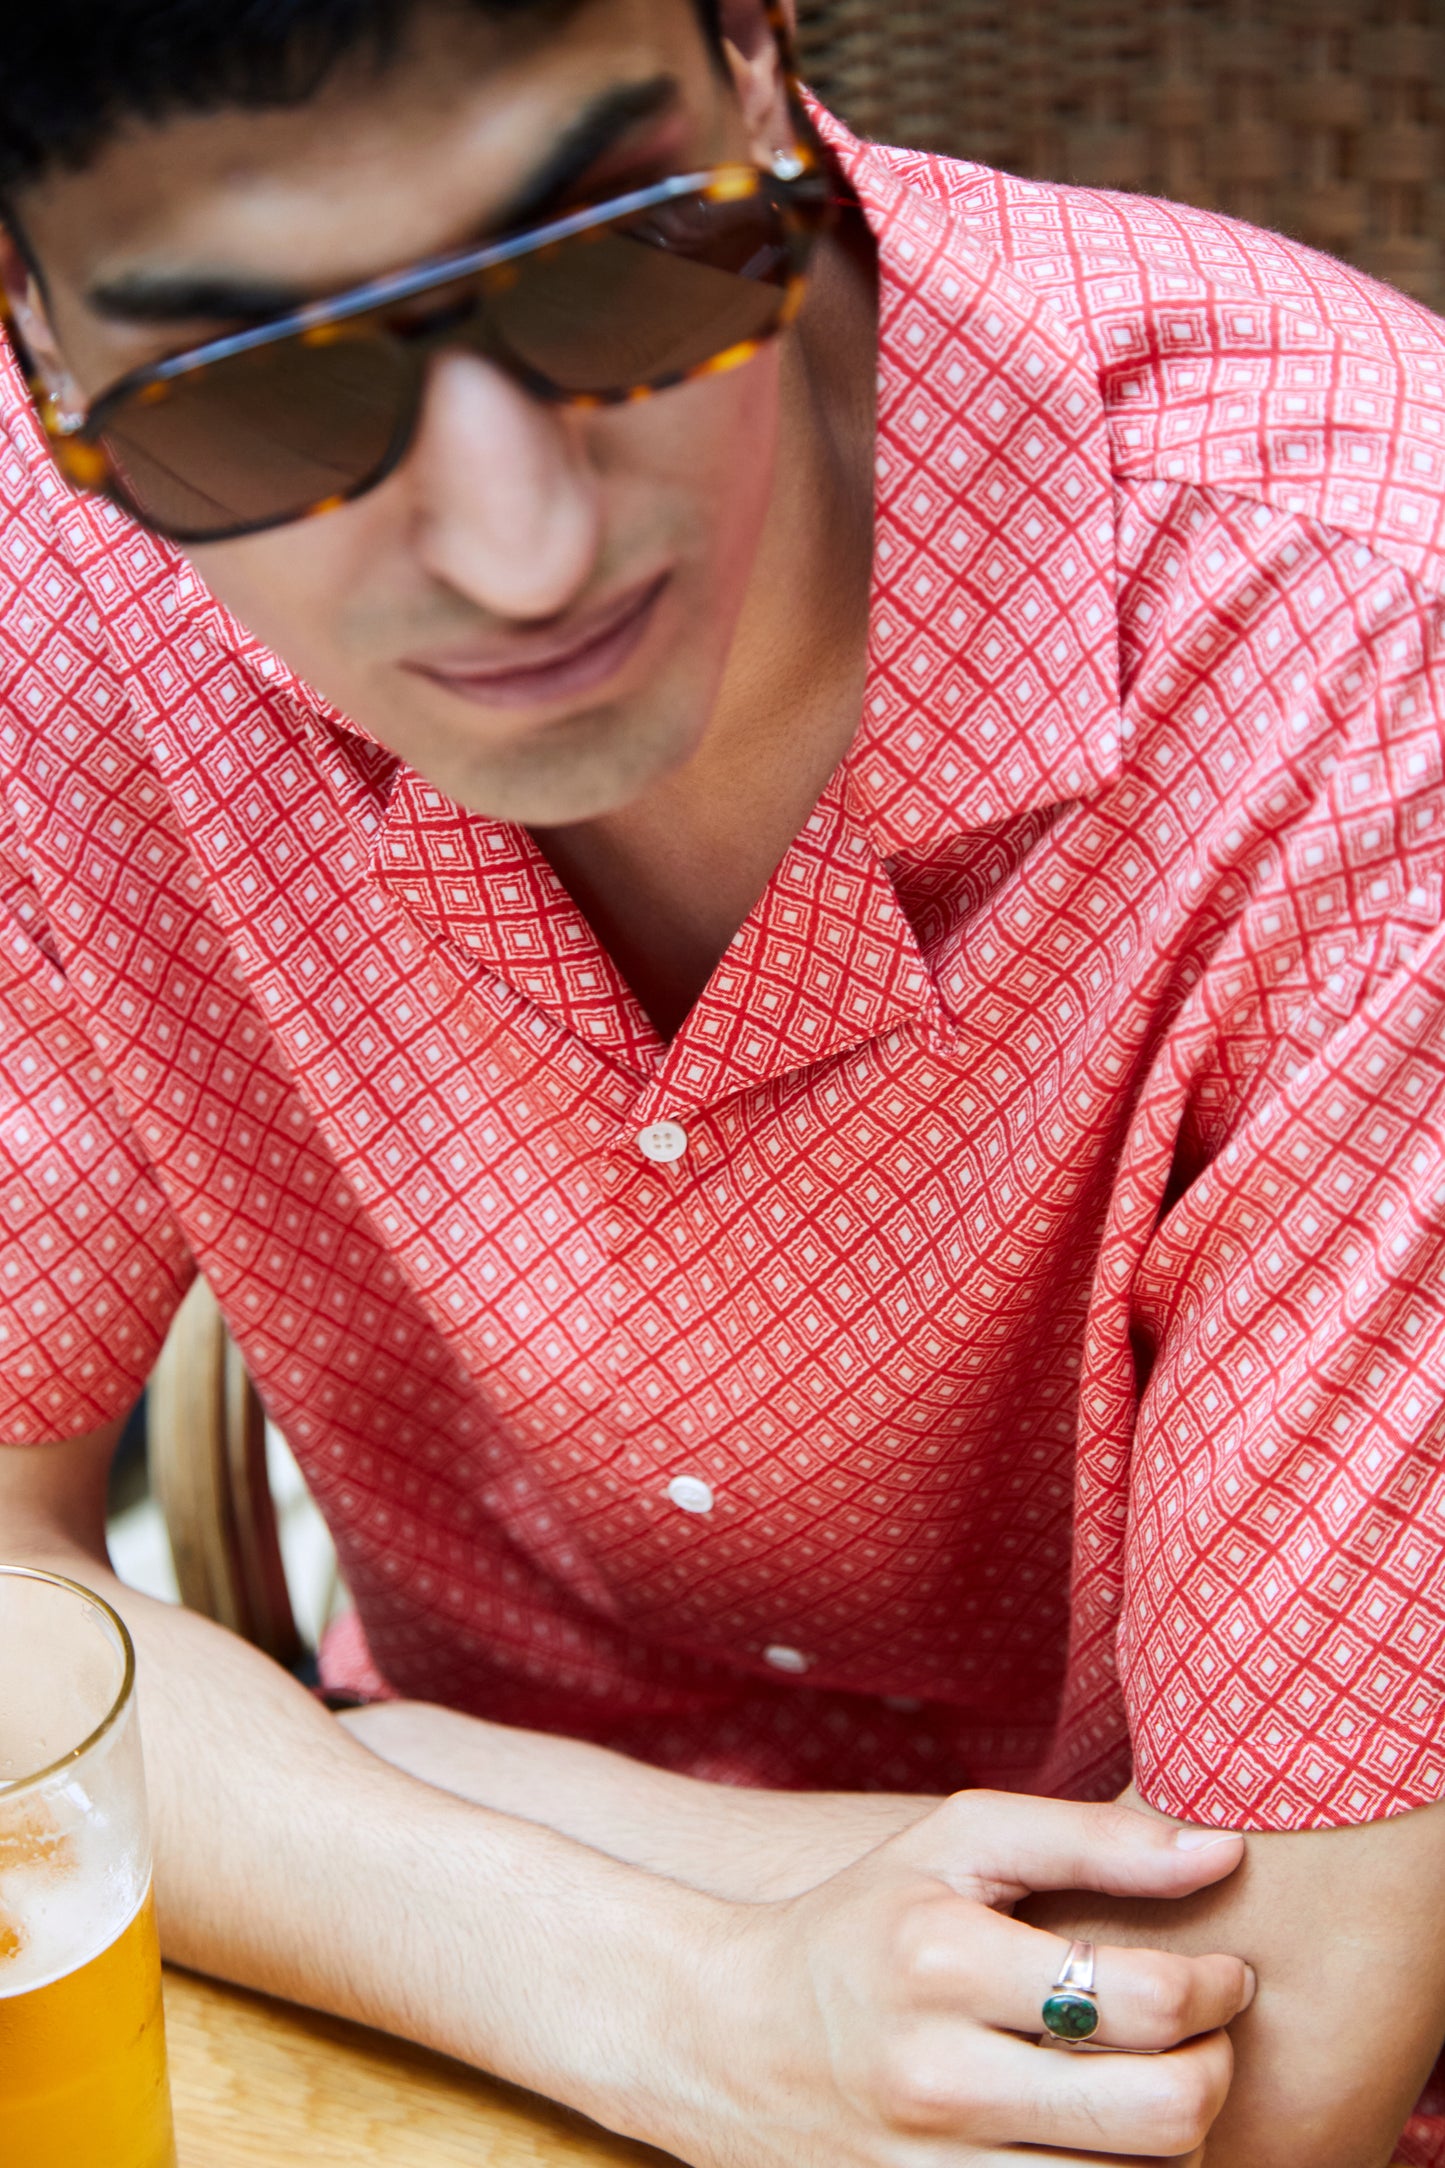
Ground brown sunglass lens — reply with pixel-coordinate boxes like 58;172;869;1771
98;334;417;542
483;188;796;397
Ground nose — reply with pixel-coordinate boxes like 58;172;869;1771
405;348;604;620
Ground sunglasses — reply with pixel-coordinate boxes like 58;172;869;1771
7;154;835;545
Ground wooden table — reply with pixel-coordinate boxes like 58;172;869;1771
163;1968;675;2167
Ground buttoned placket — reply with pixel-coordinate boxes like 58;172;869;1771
598;790;955;1671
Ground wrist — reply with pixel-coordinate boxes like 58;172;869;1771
562;1873;784;2164
732;1789;936;1900
517;1838;740;2141
466;1828;736;2149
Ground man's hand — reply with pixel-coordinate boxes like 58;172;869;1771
667;1791;1253;2168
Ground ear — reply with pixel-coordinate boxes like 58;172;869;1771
716;0;799;170
0;225;87;427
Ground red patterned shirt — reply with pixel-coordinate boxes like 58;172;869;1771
4;117;1445;2147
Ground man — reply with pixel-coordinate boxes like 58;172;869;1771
0;0;1442;2159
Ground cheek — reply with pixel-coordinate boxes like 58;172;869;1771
187;500;409;683
628;348;784;580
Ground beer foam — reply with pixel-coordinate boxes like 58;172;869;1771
0;1794;143;1998
0;1800;75;1875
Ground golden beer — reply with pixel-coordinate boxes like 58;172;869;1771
0;1567;177;2168
0;1888;175;2168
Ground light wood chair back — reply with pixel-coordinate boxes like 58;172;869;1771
147;1276;302;1668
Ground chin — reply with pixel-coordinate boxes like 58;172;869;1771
431;699;708;826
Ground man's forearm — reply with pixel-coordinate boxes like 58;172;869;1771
1021;1785;1445;2168
8;1521;722;2143
339;1698;932;1900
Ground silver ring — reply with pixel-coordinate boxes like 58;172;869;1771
1041;1938;1101;2044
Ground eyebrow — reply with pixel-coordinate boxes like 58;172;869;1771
86;73;683;327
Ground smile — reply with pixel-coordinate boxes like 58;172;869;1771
402;572;671;712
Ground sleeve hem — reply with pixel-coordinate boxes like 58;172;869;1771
1133;1744;1445;1833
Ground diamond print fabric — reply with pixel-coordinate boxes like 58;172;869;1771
2;114;1445;2123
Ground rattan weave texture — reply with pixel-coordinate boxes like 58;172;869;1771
796;0;1445;311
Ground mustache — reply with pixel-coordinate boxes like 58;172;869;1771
338;558;643;656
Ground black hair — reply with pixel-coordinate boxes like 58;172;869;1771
0;0;722;197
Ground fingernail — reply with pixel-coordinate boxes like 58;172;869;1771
1173;1825;1245;1850
1242;1964;1258;2007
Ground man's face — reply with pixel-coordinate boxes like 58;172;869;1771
14;0;795;823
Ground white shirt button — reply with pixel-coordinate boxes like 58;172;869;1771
666;1475;715;1516
637;1120;688;1164
764;1644;811;1675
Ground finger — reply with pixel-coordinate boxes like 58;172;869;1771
896;1900;1255;2048
910;2020;1232;2156
983;2152;1204;2166
999;2026;1231;2156
983;2152;1204;2167
923;1790;1247;1905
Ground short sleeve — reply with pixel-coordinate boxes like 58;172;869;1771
0;813;193;1441
1120;649;1445;1829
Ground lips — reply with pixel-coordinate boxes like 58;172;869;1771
404;572;670;712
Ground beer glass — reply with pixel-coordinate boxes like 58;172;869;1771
0;1565;176;2167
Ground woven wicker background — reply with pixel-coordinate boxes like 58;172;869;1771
796;0;1445;311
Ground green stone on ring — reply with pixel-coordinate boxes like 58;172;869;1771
1041;1990;1100;2042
